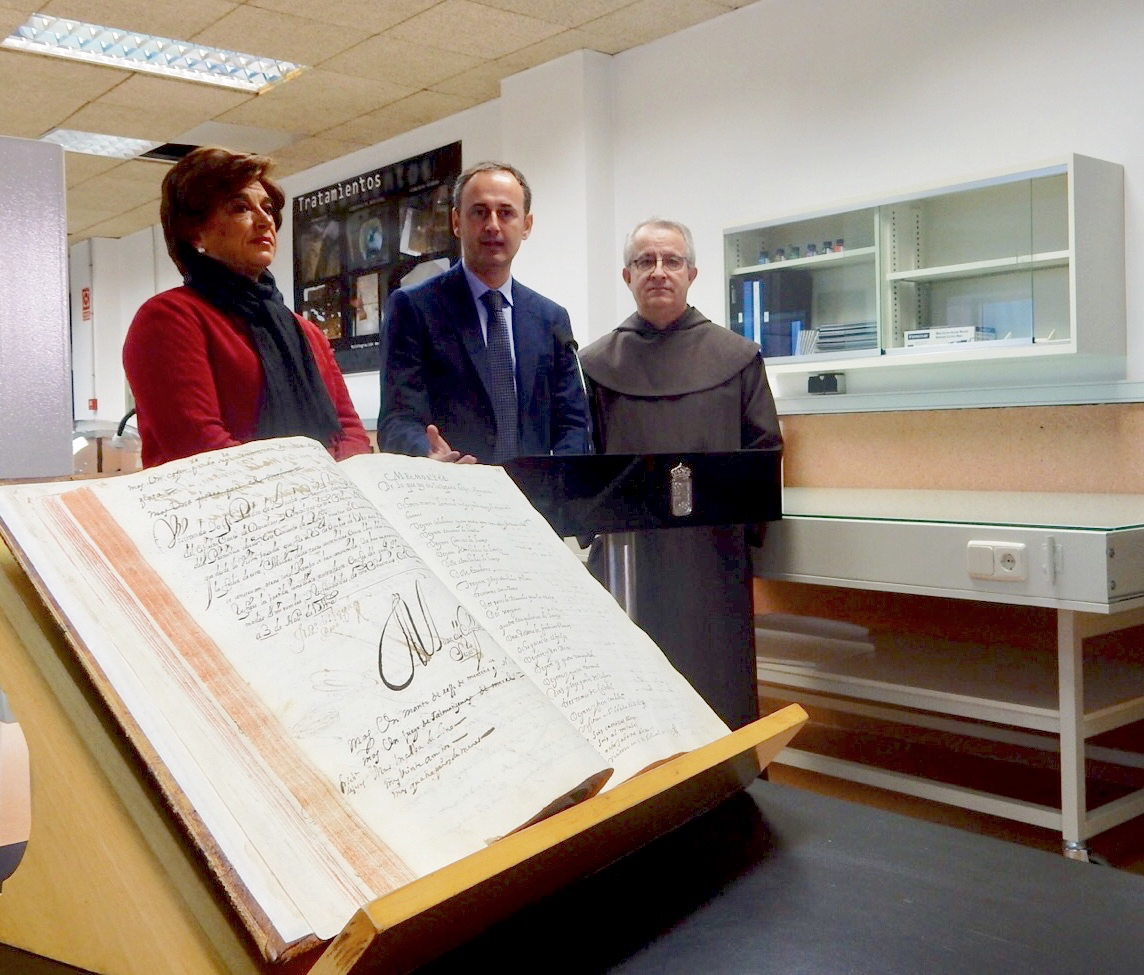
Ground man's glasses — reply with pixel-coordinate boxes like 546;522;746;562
629;253;689;273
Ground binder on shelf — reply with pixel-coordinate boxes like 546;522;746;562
730;268;811;359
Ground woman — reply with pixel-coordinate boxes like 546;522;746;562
123;146;372;468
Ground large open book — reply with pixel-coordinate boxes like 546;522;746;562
0;437;744;961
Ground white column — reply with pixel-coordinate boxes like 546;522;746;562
0;136;72;478
500;50;619;344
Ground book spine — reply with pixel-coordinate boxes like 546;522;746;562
730;278;744;337
742;279;754;343
751;279;763;346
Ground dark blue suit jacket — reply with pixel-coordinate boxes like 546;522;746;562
378;262;590;463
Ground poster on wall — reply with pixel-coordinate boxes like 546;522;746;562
292;141;462;373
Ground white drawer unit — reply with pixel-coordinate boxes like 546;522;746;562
755;488;1144;857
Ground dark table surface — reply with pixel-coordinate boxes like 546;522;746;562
420;779;1144;974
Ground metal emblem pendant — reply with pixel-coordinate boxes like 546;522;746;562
669;462;693;517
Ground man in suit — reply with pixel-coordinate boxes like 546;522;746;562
378;161;590;463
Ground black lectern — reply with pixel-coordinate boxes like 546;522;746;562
505;450;782;729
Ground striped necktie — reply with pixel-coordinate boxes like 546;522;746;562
481;289;519;462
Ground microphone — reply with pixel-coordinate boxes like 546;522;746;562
554;323;578;352
555;325;593;452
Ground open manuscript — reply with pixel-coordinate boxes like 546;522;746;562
0;437;735;960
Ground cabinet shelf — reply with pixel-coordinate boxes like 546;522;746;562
732;246;876;278
887;250;1070;284
882;336;1034;357
756;631;1144;734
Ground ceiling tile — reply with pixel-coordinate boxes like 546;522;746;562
58;100;187;142
98;74;252;117
67;157;169;194
38;0;239;39
79;199;163;240
101;158;177;184
0;4;38;35
0;120;44;139
214;69;414;133
270;135;375;176
192;5;361;66
177;121;300;155
320;34;484;88
430;60;510;101
472;0;638;29
386;0;565;59
0;48;125;97
72;171;163;212
1;89;91;139
67;203;124;236
65;180;160;232
319;108;439;149
382;89;481;123
582;0;730;47
319;90;477;145
62;152;124;188
496;27;622;71
247;0;441;34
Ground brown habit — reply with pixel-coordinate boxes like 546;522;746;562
579;307;782;728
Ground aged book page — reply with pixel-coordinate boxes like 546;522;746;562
341;453;729;780
0;438;726;947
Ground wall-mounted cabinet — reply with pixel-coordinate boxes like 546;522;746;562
724;155;1125;407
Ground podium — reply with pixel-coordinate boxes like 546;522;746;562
503;450;782;537
506;449;783;729
0;449;801;975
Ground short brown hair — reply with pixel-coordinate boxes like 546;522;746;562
161;146;285;274
451;161;532;214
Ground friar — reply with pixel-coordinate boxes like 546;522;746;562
579;217;782;729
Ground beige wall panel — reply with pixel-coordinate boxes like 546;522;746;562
781;403;1144;494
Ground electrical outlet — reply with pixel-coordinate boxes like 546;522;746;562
967;541;1027;581
993;543;1027;581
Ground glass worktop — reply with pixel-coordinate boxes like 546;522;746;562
781;487;1144;532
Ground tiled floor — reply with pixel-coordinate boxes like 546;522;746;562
759;691;1144;875
769;762;1144;875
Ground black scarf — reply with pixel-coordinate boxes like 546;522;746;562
183;251;342;446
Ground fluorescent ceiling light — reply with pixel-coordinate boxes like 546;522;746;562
3;13;305;92
42;128;163;159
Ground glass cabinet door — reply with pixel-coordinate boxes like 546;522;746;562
725;207;879;361
881;172;1069;354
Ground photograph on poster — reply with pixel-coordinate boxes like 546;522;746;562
292;142;461;373
297;217;342;282
345;204;398;272
399;184;452;257
351;272;382;336
298;282;344;341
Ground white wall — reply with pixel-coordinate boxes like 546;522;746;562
607;0;1144;379
79;0;1144;425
